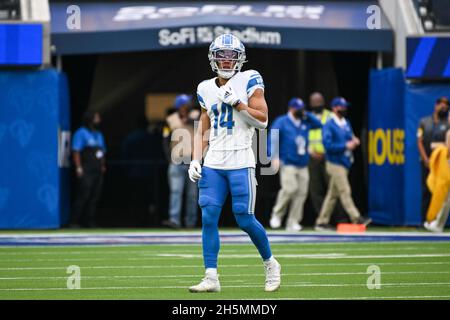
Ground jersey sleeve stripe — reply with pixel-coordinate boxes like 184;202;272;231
197;93;206;109
246;77;264;94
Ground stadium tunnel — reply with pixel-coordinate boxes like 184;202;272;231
49;0;393;228
5;0;449;229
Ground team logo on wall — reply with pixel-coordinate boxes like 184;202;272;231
9;120;35;147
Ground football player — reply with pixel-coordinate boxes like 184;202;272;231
188;34;281;293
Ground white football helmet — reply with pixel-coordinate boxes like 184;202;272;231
208;34;246;79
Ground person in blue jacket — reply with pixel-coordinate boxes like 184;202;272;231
314;97;371;231
269;98;322;231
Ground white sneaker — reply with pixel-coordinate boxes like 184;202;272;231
286;223;302;232
270;215;282;229
189;276;221;293
264;259;281;292
424;220;443;233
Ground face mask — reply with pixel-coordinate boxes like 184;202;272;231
92;122;101;129
337;109;347;118
295;109;305;119
438;109;449;120
312;105;325;114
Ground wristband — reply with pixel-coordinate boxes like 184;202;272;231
233;99;241;108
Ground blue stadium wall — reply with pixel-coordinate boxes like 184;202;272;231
368;68;450;226
0;69;70;229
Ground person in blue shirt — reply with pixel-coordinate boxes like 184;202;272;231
314;97;371;231
269;98;322;231
70;111;107;228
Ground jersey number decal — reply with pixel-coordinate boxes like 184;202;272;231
212;103;235;135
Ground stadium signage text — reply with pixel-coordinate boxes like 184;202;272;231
159;26;282;47
114;5;324;21
368;129;405;166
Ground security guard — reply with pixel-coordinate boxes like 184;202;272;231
307;92;332;217
315;97;371;231
269;98;322;231
417;96;450;223
70;111;106;228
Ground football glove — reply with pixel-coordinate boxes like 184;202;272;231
217;85;240;107
188;160;202;182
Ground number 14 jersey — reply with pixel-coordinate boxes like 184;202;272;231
196;70;265;170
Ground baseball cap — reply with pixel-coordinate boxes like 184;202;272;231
174;94;192;109
288;98;305;110
331;97;350;108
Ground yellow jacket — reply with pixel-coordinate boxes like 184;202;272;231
426;145;450;222
308;109;331;154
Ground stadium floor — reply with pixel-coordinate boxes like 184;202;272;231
1;229;450;300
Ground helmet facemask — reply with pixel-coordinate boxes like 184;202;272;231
208;49;246;79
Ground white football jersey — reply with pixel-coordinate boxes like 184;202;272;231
197;70;265;170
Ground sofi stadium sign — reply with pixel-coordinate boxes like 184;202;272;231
159;26;281;46
113;5;324;21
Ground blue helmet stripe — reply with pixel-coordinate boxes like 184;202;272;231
222;34;232;46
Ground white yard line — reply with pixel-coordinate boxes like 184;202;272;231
155;253;450;259
1;271;450;281
1;246;447;256
0;253;350;262
1;282;450;291
2;261;450;271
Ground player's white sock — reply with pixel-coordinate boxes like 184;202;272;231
205;268;218;279
263;256;276;265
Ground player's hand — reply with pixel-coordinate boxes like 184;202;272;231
188;160;202;182
217;85;240;107
353;137;361;146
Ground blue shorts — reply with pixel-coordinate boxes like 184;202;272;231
198;167;257;215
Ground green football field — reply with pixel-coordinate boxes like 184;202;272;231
1;232;450;300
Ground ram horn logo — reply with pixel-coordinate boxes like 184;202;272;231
37;185;57;213
9;120;34;147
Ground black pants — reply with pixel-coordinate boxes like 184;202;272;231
71;171;103;227
308;157;329;216
421;163;431;223
308;157;346;222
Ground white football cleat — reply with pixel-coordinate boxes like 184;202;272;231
424;220;443;233
286;223;302;232
188;276;221;293
270;215;282;229
264;259;281;292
